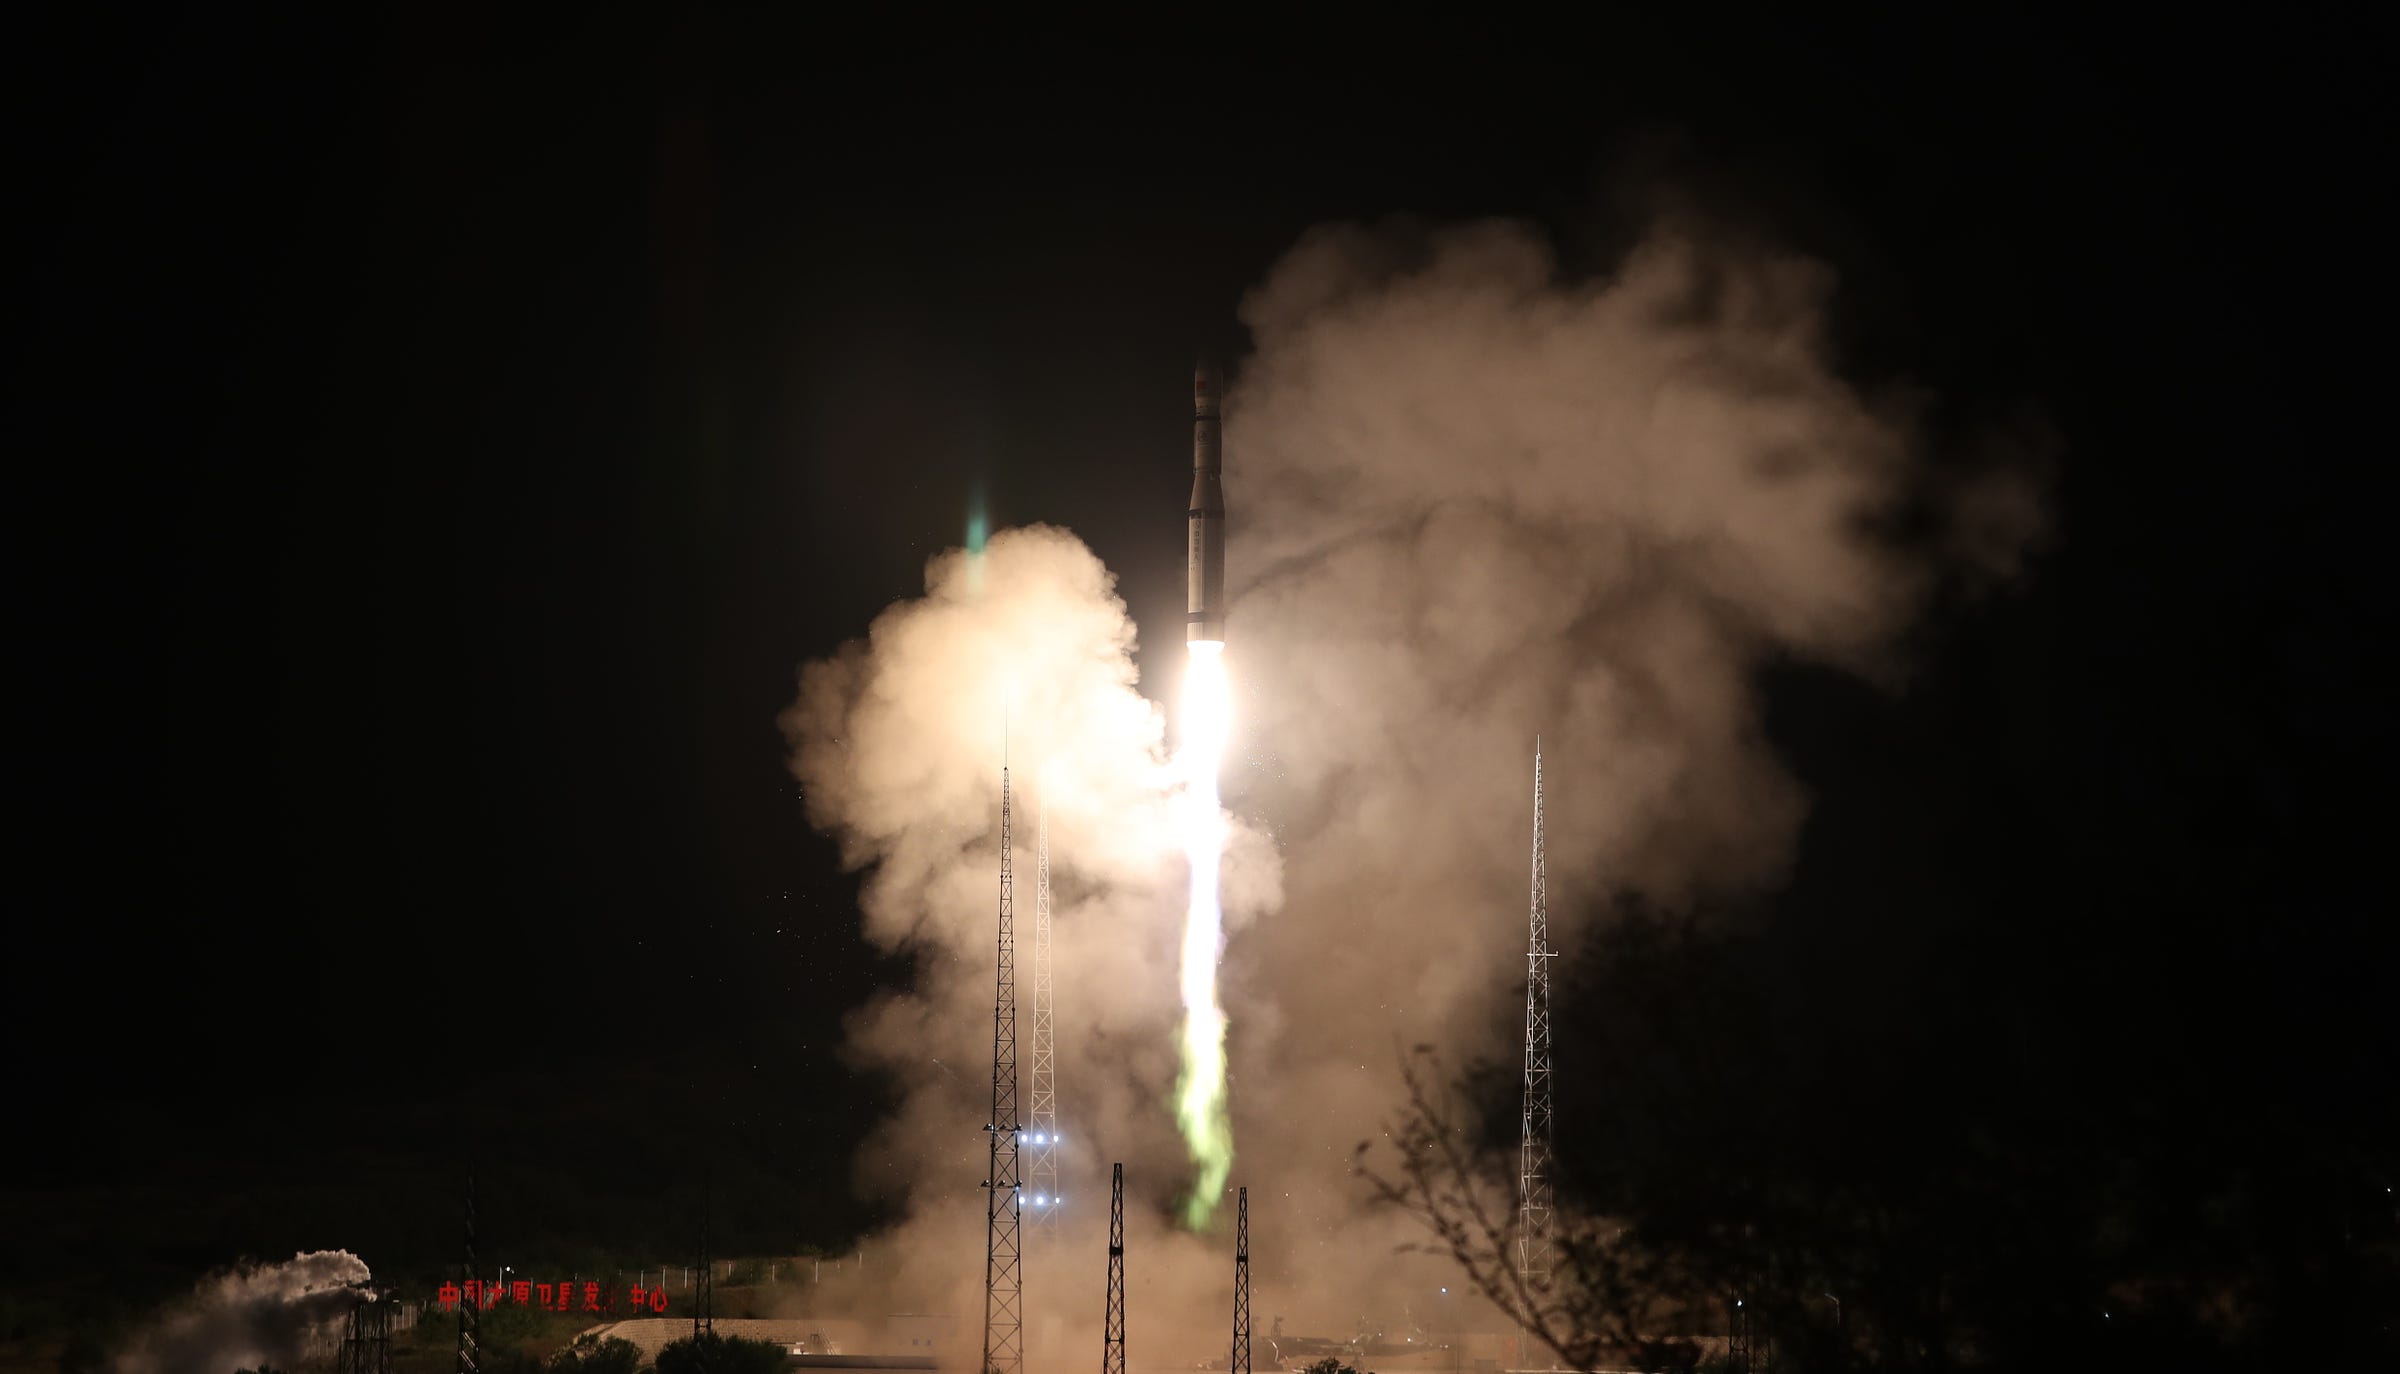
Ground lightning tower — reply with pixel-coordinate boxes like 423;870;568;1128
454;1172;478;1374
1027;788;1059;1231
1518;742;1555;1289
1102;1163;1126;1374
1230;1187;1251;1374
982;767;1025;1374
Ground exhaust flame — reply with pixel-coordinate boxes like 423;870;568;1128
1176;638;1233;1226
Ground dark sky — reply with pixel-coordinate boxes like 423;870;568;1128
8;3;2387;1322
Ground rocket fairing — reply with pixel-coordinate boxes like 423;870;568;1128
1188;362;1227;644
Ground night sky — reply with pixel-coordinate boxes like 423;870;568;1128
9;4;2389;1357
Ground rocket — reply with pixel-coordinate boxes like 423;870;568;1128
1188;362;1227;644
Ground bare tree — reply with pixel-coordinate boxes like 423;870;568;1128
1356;1049;1706;1372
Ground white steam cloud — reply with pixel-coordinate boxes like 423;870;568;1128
782;214;2041;1358
112;1250;371;1374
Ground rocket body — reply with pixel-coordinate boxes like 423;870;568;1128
1188;363;1227;644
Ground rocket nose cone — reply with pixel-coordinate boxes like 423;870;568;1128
1195;361;1219;401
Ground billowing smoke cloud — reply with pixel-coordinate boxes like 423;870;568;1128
113;1250;371;1374
783;528;1282;1357
783;215;2041;1358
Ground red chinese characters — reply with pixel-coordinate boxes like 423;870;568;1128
432;1280;666;1314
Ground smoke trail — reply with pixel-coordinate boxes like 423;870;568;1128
112;1250;370;1374
1176;639;1233;1226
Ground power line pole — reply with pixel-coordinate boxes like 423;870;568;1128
1101;1163;1125;1374
1518;741;1555;1290
1230;1187;1251;1374
1028;784;1059;1231
982;767;1024;1374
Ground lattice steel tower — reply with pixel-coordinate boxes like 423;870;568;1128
981;767;1025;1374
1101;1162;1126;1374
1230;1187;1251;1374
455;1172;478;1374
1518;742;1555;1289
1027;788;1059;1231
340;1288;392;1374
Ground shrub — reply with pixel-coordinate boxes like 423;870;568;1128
548;1334;645;1374
653;1332;785;1374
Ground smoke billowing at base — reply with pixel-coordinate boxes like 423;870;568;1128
109;1252;371;1374
782;213;2041;1350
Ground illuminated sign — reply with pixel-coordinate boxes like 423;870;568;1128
435;1280;670;1314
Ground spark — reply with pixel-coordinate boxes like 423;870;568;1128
1176;639;1234;1227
